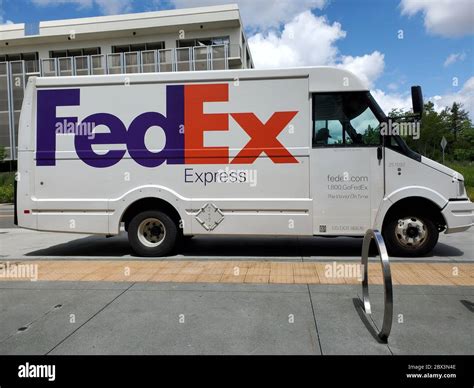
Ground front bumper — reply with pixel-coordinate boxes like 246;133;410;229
441;200;474;234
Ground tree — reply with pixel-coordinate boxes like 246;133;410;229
449;102;470;141
386;101;473;162
363;124;380;145
0;146;6;162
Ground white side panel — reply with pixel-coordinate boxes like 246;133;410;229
384;149;457;201
26;76;312;236
17;79;37;230
373;148;456;230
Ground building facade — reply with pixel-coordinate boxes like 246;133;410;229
0;4;254;160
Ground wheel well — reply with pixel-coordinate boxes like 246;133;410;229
121;198;181;231
382;197;446;231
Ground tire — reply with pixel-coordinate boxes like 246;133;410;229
128;210;178;257
383;213;439;257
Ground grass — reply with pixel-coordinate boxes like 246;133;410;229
0;172;15;203
445;161;474;201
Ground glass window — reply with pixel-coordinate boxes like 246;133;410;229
67;49;82;57
83;47;100;56
0;52;38;62
50;50;67;58
113;43;164;53
146;42;165;50
197;39;213;46
177;39;195;48
312;92;381;147
112;45;130;54
51;48;100;58
177;37;230;48
21;53;37;61
211;36;230;45
130;44;146;52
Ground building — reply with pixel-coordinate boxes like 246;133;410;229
0;4;254;160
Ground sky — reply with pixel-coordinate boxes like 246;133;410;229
1;0;473;116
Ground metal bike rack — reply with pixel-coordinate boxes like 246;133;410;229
360;229;393;342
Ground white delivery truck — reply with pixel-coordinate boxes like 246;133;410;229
15;67;473;257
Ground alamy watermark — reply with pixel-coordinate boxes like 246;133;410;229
324;261;363;281
55;119;97;140
380;118;420;140
18;362;55;382
0;262;38;282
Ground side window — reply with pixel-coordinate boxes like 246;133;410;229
313;94;344;146
312;92;381;147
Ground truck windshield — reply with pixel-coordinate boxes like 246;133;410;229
367;92;421;160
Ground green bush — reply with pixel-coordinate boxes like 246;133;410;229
446;161;474;201
0;172;15;203
0;184;14;203
454;149;474;161
446;162;474;186
0;172;15;186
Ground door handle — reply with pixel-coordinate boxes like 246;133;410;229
377;146;383;161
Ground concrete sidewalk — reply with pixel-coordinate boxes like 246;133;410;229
0;280;472;355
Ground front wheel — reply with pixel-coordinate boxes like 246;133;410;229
383;214;439;257
128;210;177;257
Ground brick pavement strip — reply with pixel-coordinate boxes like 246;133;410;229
0;260;472;285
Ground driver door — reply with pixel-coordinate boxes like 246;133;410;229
310;92;385;235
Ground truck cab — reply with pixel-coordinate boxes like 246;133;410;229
309;86;472;256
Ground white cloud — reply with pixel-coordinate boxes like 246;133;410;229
0;0;13;24
245;7;471;117
336;52;385;89
371;89;413;115
443;52;466;67
0;17;14;25
171;0;326;30
31;0;132;15
32;0;93;9
429;77;474;117
95;0;132;15
387;82;399;91
400;0;474;37
248;11;345;69
372;77;474;119
248;11;384;89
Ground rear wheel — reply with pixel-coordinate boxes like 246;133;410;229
383;214;439;257
128;210;177;257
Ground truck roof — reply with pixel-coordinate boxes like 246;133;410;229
32;66;368;93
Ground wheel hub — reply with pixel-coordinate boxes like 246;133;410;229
138;218;166;247
406;226;419;238
395;217;427;248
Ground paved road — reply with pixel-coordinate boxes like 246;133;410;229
0;204;14;229
1;225;472;262
1;203;472;262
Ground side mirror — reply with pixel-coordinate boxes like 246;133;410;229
411;86;423;119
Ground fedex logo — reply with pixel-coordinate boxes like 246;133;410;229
36;84;298;168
